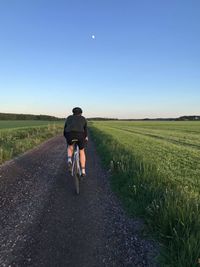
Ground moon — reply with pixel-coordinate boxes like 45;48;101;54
92;35;95;39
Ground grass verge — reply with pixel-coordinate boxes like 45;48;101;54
90;125;200;267
0;124;63;164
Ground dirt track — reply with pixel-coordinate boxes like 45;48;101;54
0;135;159;267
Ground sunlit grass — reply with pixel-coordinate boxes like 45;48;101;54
90;121;200;267
0;120;63;129
0;122;63;164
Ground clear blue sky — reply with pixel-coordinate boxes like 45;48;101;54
0;0;199;118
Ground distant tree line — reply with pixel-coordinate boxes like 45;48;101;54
176;116;200;121
121;115;200;121
0;113;199;121
0;113;64;121
87;117;118;121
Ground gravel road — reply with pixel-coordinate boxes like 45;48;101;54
0;135;159;267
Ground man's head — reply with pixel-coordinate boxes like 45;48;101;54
72;107;83;115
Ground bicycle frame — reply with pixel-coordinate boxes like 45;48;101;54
71;143;81;177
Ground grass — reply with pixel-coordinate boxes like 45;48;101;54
89;121;200;267
0;120;63;129
0;121;64;164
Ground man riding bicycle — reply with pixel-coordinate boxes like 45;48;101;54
63;107;88;177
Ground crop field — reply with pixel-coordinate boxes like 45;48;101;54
89;121;200;267
0;120;64;164
0;120;63;129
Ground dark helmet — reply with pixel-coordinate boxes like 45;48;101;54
72;107;83;115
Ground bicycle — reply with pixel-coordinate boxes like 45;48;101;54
70;139;82;194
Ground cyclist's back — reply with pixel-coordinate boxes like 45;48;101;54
64;114;87;135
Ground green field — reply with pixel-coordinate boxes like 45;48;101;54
90;121;200;267
0;120;63;129
0;120;64;164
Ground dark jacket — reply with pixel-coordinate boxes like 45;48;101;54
63;115;87;138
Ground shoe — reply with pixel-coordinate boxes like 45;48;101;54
68;161;72;174
81;167;86;178
80;172;86;181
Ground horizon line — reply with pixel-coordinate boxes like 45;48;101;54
1;112;200;120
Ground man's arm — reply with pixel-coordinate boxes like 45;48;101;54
84;120;88;140
63;119;67;138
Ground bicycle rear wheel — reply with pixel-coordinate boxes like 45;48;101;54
74;161;80;195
